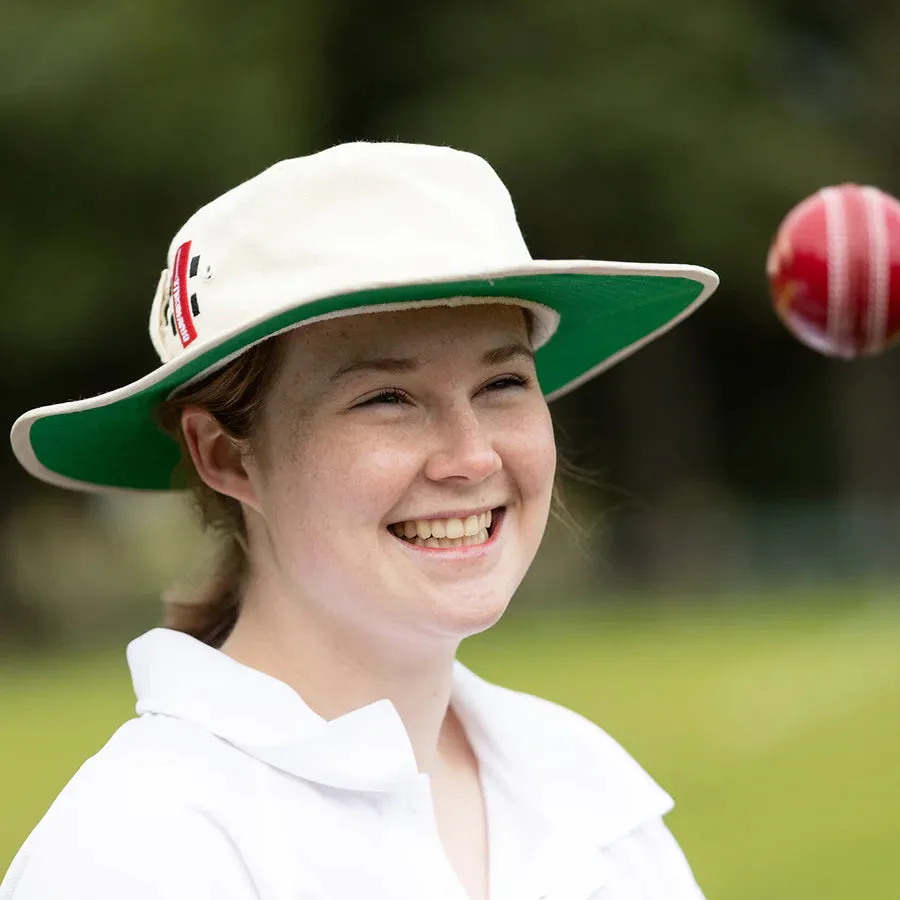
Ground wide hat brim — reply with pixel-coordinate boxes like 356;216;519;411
11;259;718;493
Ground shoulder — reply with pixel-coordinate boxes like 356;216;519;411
459;668;705;894
1;718;258;900
455;664;674;840
40;712;260;806
602;817;706;898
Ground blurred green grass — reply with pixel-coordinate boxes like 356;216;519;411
2;596;899;898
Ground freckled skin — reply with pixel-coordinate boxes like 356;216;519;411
241;304;556;654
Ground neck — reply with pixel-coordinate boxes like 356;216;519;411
220;575;463;775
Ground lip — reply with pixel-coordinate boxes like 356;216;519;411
389;507;506;556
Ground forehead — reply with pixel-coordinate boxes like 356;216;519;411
281;303;531;371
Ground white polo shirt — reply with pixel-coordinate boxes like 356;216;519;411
1;629;704;900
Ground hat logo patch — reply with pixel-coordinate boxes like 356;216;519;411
165;240;201;348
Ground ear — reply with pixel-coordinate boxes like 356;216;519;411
180;407;263;514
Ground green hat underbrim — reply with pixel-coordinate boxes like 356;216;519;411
11;262;718;492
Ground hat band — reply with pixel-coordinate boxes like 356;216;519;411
168;295;560;400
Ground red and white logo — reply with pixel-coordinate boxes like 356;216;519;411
167;240;201;348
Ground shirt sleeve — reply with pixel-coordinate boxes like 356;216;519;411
0;788;260;900
603;817;706;899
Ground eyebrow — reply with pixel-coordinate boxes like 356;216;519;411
330;341;534;381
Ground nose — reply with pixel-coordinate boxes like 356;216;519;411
423;403;502;484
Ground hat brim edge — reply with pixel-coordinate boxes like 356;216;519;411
12;260;719;493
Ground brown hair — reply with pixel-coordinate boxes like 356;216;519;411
155;337;286;647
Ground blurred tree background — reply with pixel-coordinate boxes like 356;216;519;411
4;0;900;646
4;2;900;896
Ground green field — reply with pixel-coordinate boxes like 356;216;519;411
2;597;899;898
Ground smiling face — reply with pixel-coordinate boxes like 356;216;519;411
241;303;556;651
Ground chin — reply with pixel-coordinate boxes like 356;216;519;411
424;586;512;640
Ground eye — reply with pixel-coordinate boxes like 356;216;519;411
483;373;531;392
357;388;411;407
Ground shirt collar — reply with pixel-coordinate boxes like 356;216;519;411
128;627;421;792
128;628;671;844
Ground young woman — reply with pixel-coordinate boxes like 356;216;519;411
4;141;718;900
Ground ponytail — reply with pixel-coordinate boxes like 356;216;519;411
161;533;246;647
155;336;285;647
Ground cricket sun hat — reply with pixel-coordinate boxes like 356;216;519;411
11;141;719;493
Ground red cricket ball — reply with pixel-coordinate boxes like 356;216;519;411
767;183;900;358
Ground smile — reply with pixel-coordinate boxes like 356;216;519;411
388;508;503;549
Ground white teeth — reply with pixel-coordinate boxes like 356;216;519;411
445;518;465;539
409;528;491;549
393;510;497;547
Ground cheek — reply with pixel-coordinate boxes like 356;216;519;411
265;428;424;527
503;403;557;502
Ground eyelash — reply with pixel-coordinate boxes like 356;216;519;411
359;374;530;407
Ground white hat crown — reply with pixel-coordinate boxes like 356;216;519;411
149;142;534;363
